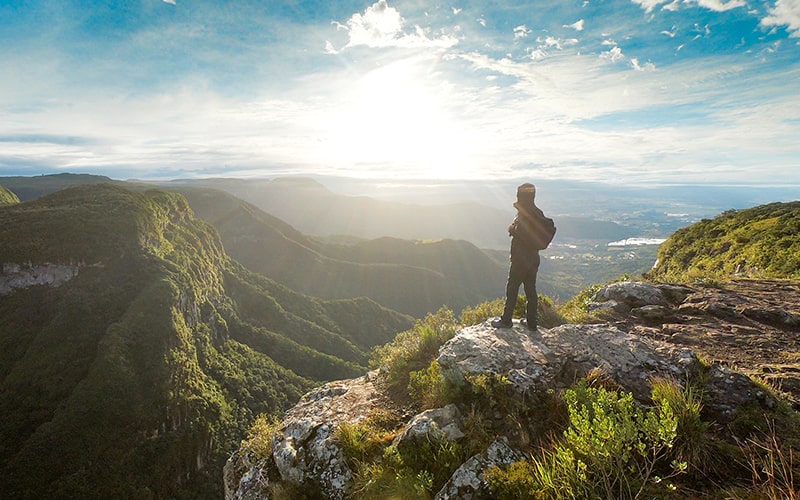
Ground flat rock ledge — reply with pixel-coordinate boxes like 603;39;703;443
438;320;698;402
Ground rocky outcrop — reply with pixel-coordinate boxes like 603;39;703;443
590;279;800;407
224;372;391;500
438;321;697;402
0;262;91;295
222;279;800;498
224;296;785;498
434;437;522;499
393;404;464;448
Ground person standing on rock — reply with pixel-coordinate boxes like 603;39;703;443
492;183;556;331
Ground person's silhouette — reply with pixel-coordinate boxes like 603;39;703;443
492;183;555;331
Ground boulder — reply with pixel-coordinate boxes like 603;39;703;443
393;404;464;449
435;437;523;500
595;281;669;309
438;320;698;402
223;372;387;500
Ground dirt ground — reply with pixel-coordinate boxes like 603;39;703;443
612;279;800;408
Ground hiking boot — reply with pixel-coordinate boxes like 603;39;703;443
491;318;512;328
521;319;538;332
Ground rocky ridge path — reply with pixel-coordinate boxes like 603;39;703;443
598;279;800;406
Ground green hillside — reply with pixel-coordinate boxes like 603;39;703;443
0;185;19;206
649;201;800;282
175;187;504;317
0;172;113;201
0;184;412;498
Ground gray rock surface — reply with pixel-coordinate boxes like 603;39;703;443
1;262;84;295
438;320;698;401
393;404;464;448
434;437;523;500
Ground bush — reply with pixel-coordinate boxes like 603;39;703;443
335;419;397;466
487;380;690;499
408;360;450;409
240;413;282;461
352;436;467;499
370;307;458;395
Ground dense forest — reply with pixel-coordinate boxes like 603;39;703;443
0;184;411;498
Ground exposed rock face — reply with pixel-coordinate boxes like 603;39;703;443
435;437;522;500
438;321;697;402
224;279;799;499
592;279;800;407
0;262;86;295
224;372;391;500
393;404;464;448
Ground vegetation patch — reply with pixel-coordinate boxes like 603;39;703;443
649;202;800;282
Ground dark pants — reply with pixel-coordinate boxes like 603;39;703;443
501;254;540;326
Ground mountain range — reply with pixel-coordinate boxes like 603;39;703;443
161;176;635;248
0;183;411;498
4;174;795;497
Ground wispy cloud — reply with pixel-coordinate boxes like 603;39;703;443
632;0;746;13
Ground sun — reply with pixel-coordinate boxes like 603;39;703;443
329;59;472;178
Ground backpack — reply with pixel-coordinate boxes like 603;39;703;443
513;213;557;250
533;215;557;249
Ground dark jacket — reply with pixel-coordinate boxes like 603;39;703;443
508;202;547;267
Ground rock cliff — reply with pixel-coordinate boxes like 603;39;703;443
224;279;799;499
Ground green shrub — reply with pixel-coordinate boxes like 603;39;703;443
408;360;451;409
558;283;605;324
240;413;282;461
352;437;467;499
335;420;396;466
370;307;458;395
487;380;689;499
460;298;505;325
649;376;712;474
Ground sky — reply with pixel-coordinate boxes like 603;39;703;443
1;0;799;185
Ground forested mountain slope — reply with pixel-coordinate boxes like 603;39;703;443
1;175;508;317
0;184;411;498
174;187;505;317
649;201;800;282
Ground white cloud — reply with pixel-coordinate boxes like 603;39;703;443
600;45;625;62
339;0;457;49
761;0;800;37
564;19;585;31
631;0;667;14
694;0;746;12
162;0;176;5
528;36;578;60
631;0;745;13
514;25;530;39
630;57;656;70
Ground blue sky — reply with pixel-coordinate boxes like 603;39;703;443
1;0;799;185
